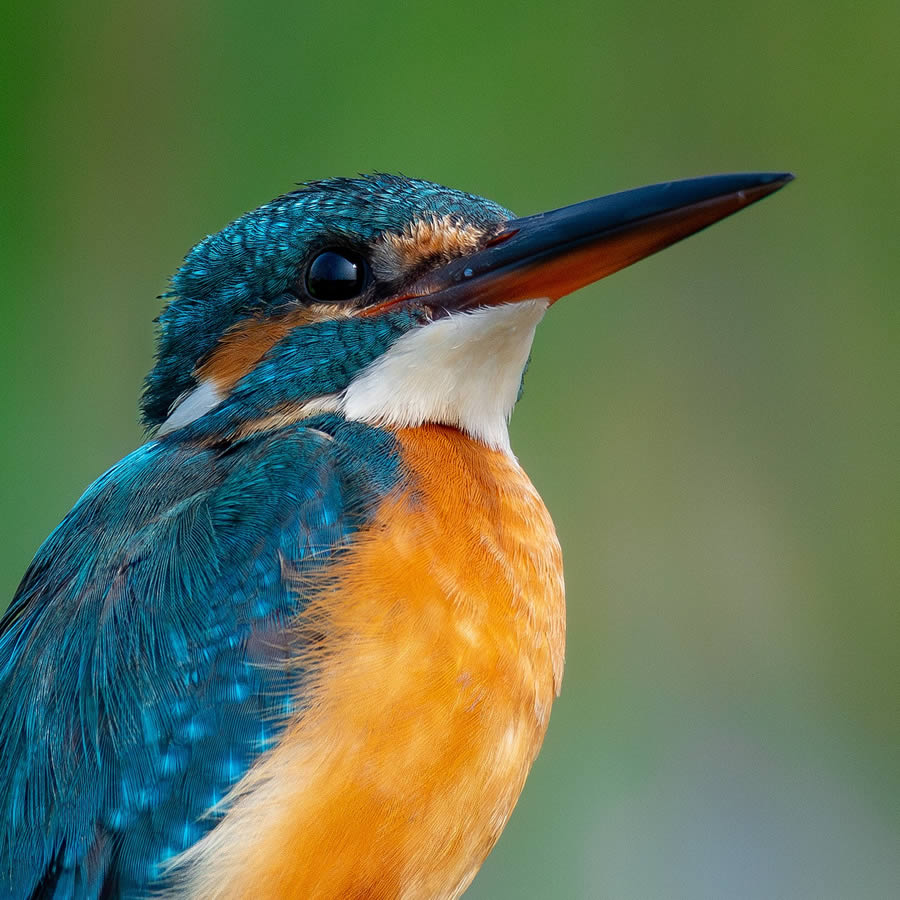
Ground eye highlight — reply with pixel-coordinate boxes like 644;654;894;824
305;250;367;302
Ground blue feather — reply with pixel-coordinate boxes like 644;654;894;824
0;418;400;898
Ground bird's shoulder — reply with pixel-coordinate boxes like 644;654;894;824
0;414;399;899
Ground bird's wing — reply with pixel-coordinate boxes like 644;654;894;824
0;417;398;899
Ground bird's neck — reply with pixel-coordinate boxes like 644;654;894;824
160;300;548;453
341;299;548;452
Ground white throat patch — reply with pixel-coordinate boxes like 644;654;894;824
342;299;548;452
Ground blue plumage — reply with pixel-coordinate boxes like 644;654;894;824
0;417;400;898
191;310;425;441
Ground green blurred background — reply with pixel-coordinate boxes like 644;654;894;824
1;2;897;897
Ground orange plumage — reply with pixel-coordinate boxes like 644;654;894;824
175;425;565;899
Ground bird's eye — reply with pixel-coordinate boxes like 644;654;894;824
305;250;367;302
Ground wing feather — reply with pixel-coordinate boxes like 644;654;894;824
0;417;397;898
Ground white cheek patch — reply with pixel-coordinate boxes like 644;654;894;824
158;379;225;436
342;300;548;452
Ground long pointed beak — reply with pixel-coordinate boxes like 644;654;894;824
410;172;793;310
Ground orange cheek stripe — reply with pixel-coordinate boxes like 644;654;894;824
196;308;317;392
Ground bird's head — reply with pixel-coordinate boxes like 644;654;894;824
145;172;791;449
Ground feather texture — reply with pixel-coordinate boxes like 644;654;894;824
168;424;565;900
0;417;399;898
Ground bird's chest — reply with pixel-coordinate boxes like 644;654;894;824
185;425;565;899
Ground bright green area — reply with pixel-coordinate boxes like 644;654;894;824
1;2;897;897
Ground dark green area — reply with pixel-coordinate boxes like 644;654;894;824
1;2;897;897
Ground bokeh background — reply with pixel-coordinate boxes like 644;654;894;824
1;2;897;897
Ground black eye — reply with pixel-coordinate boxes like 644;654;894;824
305;250;366;302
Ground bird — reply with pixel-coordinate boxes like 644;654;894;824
0;170;791;899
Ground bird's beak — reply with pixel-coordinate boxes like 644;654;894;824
406;172;793;311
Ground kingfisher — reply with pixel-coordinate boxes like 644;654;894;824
0;171;791;899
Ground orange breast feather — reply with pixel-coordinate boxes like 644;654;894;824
176;425;565;900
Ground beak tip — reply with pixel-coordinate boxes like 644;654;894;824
757;170;795;193
731;171;795;208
